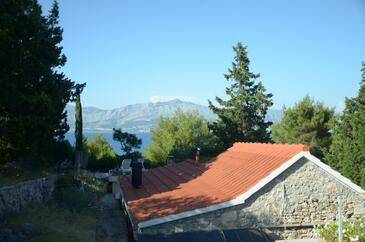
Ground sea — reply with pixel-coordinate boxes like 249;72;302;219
65;132;151;155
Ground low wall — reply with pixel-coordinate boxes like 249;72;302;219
0;176;57;215
78;169;107;192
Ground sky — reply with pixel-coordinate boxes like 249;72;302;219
39;0;365;110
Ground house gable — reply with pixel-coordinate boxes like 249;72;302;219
140;156;365;237
137;151;364;229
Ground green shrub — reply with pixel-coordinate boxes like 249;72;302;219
84;134;118;171
88;156;119;172
144;109;221;167
316;220;365;242
53;175;92;213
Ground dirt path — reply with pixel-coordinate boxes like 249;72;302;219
95;194;128;242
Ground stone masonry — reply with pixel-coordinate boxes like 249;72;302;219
0;176;57;215
140;158;365;238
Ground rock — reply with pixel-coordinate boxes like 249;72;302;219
220;210;238;226
354;206;365;215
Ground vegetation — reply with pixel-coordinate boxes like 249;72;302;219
325;62;365;187
84;134;117;171
0;0;84;165
144;109;220;167
271;95;335;159
208;42;273;150
316;220;365;242
3;191;99;242
75;87;84;151
53;175;97;213
113;128;142;159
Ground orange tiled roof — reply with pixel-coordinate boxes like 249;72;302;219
120;142;309;223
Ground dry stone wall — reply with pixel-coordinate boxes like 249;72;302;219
0;176;57;215
140;158;365;239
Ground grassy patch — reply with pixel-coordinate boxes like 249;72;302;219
4;203;98;242
1;177;101;242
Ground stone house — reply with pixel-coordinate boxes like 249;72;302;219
118;143;365;240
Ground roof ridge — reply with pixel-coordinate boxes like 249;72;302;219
232;142;309;151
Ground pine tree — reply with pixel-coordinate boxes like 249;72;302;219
271;96;335;159
325;62;365;186
208;43;273;148
113;128;142;158
0;0;84;164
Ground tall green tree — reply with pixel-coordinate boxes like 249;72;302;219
271;96;335;159
325;62;365;186
144;109;221;167
0;0;83;164
75;86;84;151
208;43;273;149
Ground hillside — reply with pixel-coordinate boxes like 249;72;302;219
66;99;282;133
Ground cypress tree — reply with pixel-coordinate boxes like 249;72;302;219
208;43;273;148
75;87;83;151
325;62;365;186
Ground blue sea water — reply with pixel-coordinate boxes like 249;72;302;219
65;132;151;155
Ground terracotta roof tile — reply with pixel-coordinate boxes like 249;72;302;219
120;142;308;223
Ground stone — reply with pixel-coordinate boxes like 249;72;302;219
220;210;237;226
354;206;365;215
0;176;57;215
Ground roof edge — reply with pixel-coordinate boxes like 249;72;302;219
302;152;364;194
137;151;365;229
138;151;308;229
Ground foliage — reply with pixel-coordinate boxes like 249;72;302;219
0;0;84;164
316;220;365;242
325;62;365;187
271;95;335;159
53;175;94;213
84;134;117;171
46;140;74;164
4;202;98;242
144;109;221;167
113;128;142;157
208;42;273;149
75;87;84;151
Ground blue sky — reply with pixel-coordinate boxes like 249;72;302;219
39;0;365;110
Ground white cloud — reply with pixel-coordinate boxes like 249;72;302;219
149;95;199;103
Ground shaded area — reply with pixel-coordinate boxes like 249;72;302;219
96;194;128;242
0;203;98;242
138;229;275;242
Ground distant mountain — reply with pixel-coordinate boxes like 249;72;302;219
66;99;282;133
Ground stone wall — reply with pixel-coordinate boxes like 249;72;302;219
0;176;57;215
140;158;365;239
78;169;108;192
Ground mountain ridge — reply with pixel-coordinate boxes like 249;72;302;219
66;99;282;133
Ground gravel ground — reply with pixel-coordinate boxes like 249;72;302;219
95;194;128;242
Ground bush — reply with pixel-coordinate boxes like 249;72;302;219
84;134;117;172
144;109;221;167
53;175;92;213
88;156;119;172
316;220;365;242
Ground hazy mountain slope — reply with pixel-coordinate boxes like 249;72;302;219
66;99;282;132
